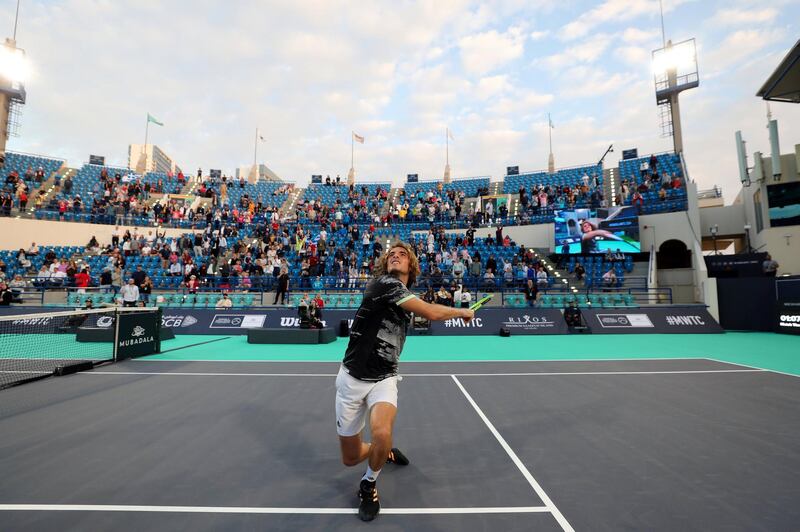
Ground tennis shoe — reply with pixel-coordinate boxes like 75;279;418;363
358;479;380;521
386;447;410;466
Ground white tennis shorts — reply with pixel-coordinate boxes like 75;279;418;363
335;365;398;437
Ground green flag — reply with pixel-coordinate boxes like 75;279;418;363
147;113;164;126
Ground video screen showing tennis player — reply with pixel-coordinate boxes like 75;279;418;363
554;206;641;254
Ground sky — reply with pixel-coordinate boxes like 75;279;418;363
3;0;799;202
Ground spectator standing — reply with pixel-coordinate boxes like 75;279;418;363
140;276;153;304
274;268;289;305
602;267;617;289
574;263;586;281
524;279;538;307
186;275;200;294
762;254;779;277
452;258;465;280
460;288;472;309
99;267;113;293
120;279;139;307
131;265;147;287
74;268;91;294
0;282;13;305
453;285;463;308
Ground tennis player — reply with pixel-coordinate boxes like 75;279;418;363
336;241;474;521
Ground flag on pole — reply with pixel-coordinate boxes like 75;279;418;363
259;135;266;142
549;116;555;129
447;128;455;141
353;132;365;144
147;113;164;126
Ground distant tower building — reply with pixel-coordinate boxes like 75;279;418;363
128;144;181;175
236;163;283;183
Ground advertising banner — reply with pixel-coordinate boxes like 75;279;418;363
582;307;722;334
0;306;723;335
115;311;160;360
424;309;568;335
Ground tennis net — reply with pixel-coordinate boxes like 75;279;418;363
0;307;161;390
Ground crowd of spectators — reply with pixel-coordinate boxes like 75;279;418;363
515;173;605;222
1;166;47;215
618;153;684;212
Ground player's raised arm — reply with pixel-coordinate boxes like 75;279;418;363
399;296;473;322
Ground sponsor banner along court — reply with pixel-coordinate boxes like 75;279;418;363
0;306;722;335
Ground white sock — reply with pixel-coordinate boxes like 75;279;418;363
362;465;381;482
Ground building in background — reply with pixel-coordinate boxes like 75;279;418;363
236;163;282;183
128;144;181;175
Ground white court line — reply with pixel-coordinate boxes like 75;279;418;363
132;356;706;363
0;504;549;515
451;375;575;532
703;358;800;380
84;369;764;377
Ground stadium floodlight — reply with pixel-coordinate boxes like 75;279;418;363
0;41;28;84
652;42;696;80
652;38;698;155
0;39;27;104
652;38;698;102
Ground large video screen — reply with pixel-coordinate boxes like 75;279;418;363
767;182;800;228
554;206;641;254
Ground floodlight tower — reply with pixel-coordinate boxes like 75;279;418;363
652;38;698;154
0;1;27;163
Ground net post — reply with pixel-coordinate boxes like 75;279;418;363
113;307;121;362
155;307;163;354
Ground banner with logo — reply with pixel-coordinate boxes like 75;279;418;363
582;307;722;334
0;306;722;335
116;311;160;360
776;300;800;335
423;309;568;335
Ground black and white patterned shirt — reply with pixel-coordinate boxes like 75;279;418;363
342;275;416;382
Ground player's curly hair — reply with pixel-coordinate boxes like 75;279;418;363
374;241;421;287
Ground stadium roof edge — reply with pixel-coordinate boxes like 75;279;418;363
757;39;800;103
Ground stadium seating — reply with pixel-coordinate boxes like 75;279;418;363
221;181;290;209
3;151;64;191
404;177;490;198
64;164;132;203
619;153;688;213
305;183;390;208
503;164;603;194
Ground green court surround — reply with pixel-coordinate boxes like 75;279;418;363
146;332;800;376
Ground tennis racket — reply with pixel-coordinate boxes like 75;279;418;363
469;294;493;311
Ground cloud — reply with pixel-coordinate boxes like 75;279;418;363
529;30;550;41
558;66;637;98
615;46;651;67
475;75;510;100
561;0;691;41
459;26;526;75
621;28;659;44
703;28;786;77
715;7;778;25
487;89;554;118
541;34;614;69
